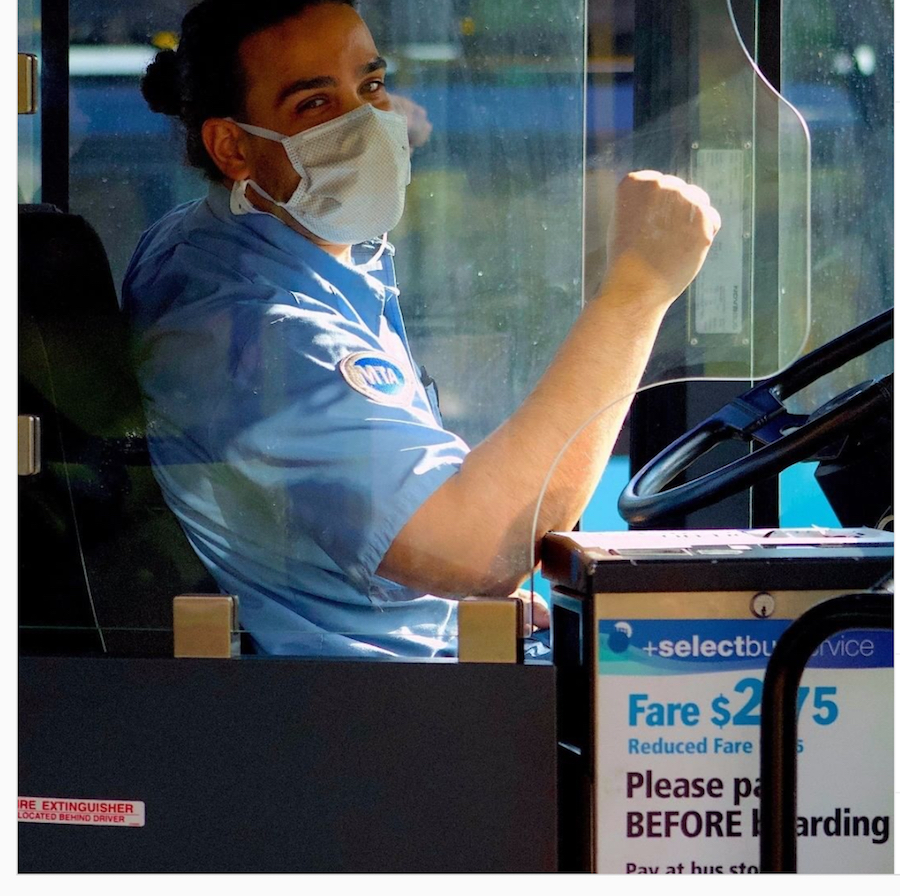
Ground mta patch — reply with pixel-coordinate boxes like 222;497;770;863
339;352;415;406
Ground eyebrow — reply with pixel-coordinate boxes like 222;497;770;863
276;56;387;106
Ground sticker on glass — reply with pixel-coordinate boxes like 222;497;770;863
18;796;146;827
691;148;746;335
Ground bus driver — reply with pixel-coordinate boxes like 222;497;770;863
124;0;720;658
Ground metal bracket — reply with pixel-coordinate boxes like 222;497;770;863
173;595;240;658
458;597;523;663
18;416;41;476
18;54;37;115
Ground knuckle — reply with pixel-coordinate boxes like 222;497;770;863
623;169;661;188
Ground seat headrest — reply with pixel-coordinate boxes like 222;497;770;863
19;207;120;319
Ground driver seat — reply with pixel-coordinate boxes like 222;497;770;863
18;204;220;657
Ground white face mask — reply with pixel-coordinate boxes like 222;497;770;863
228;104;411;245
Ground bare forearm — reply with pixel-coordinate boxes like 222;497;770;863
378;291;668;596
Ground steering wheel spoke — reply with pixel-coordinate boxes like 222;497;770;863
717;387;809;446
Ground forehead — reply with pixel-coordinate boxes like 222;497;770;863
239;4;379;97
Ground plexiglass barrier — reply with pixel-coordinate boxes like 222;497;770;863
26;0;894;662
586;0;811;384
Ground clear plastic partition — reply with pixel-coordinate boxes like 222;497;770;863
524;0;820;617
24;0;589;659
587;0;811;385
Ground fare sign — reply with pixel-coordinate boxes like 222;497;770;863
596;617;893;874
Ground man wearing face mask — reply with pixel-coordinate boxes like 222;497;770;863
124;0;719;658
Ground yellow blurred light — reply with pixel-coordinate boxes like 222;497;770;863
151;31;179;51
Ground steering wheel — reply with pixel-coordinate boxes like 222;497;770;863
618;308;893;526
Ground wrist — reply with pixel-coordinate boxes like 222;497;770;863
593;254;683;312
591;279;675;322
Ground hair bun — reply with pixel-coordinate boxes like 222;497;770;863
142;48;182;116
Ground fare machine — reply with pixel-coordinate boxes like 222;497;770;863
542;527;894;874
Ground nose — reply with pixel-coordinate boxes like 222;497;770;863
335;90;369;120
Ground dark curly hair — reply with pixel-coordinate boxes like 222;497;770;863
142;0;356;180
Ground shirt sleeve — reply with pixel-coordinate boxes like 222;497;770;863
209;292;470;595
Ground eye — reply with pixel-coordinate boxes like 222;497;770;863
296;96;327;114
361;79;385;96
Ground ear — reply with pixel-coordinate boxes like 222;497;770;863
201;118;252;182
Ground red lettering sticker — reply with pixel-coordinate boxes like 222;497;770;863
17;797;145;827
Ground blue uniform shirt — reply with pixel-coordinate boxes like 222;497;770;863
122;184;470;658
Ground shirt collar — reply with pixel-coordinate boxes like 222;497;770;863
205;181;339;265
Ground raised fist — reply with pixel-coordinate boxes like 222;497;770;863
603;170;721;308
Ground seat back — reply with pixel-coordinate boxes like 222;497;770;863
19;205;219;656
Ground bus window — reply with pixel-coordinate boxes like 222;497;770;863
18;0;41;202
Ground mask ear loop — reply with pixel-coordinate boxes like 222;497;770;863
230;177;284;217
357;233;389;271
229;179;256;216
369;233;389;266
